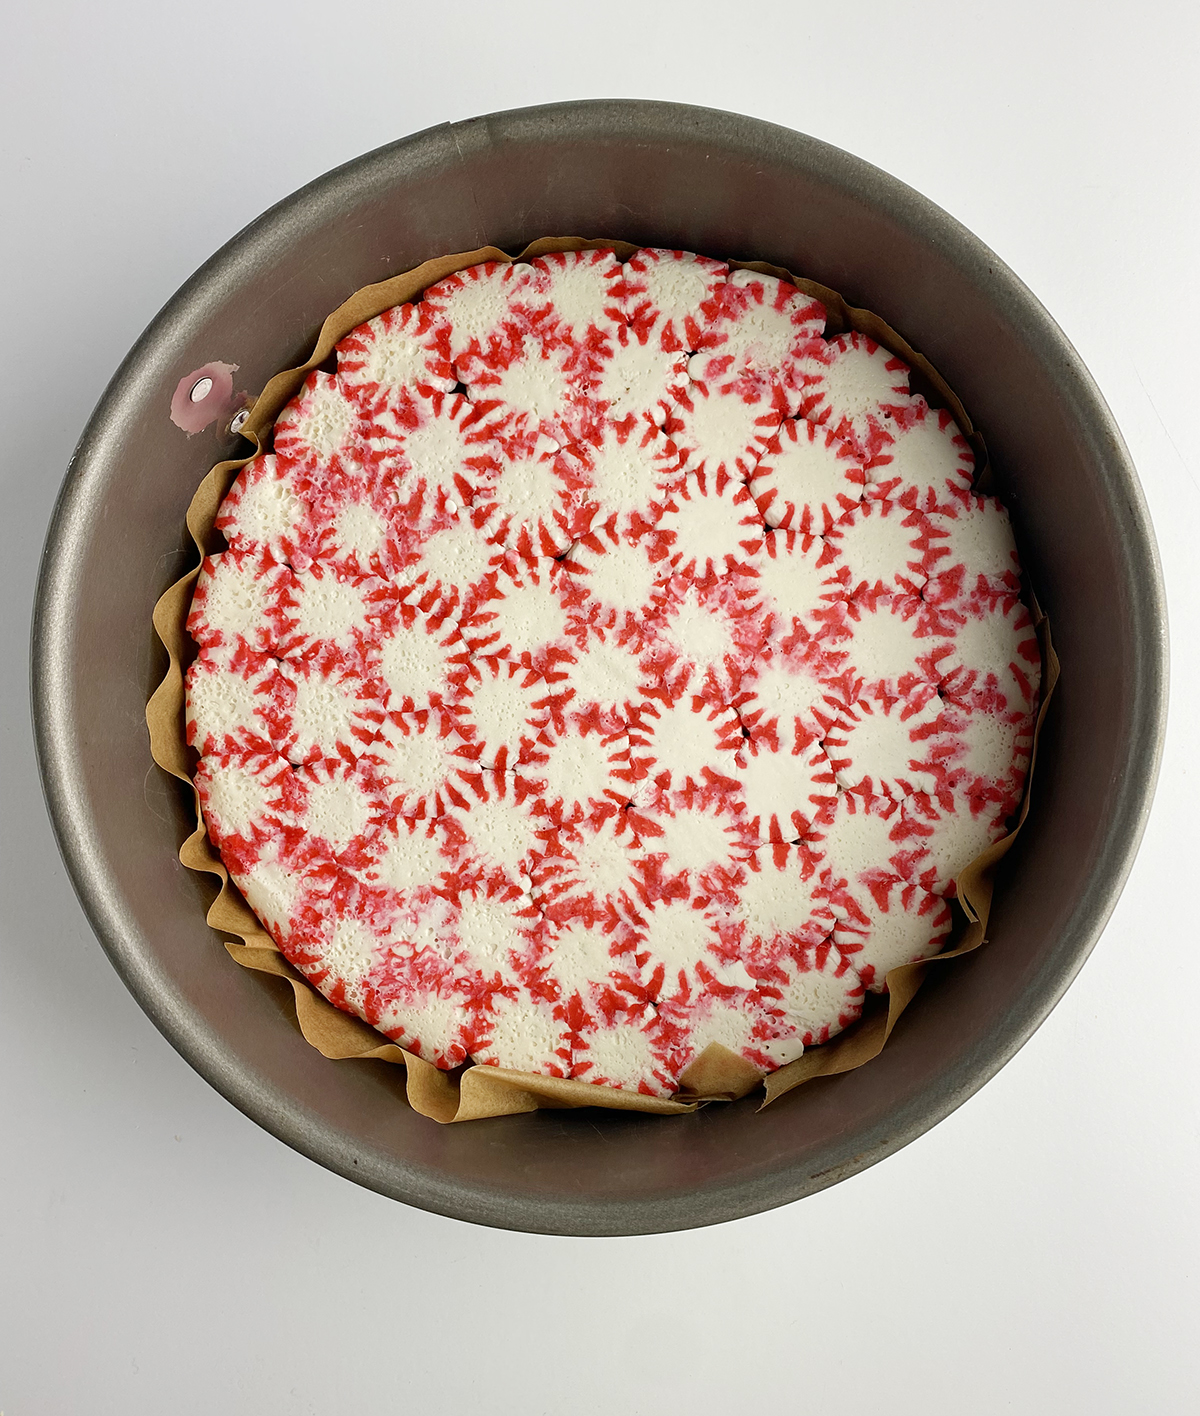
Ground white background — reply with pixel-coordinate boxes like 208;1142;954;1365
2;2;1198;1411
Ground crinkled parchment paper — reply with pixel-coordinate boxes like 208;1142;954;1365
147;237;1058;1123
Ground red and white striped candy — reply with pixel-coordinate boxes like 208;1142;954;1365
187;248;1039;1094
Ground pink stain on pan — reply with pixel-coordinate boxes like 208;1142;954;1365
170;361;243;434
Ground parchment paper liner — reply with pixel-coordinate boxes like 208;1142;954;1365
147;238;1058;1123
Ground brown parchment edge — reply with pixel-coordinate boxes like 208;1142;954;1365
147;237;1056;1124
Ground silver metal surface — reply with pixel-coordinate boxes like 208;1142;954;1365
31;100;1168;1236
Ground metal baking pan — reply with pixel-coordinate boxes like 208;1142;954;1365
31;100;1168;1236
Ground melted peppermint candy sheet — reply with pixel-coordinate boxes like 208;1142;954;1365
186;248;1040;1098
